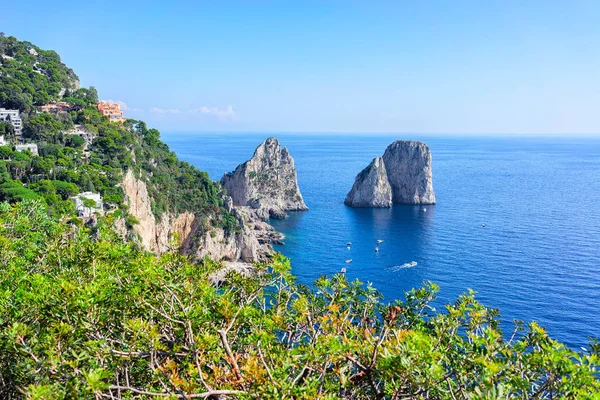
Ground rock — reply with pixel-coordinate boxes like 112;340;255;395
192;205;277;263
221;137;308;220
208;261;254;286
382;140;435;204
344;157;392;207
345;140;435;207
121;169;275;263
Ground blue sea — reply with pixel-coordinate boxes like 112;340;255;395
163;133;600;349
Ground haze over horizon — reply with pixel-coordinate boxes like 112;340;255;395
2;0;599;135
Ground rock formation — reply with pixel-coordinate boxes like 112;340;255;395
221;137;308;219
345;140;435;208
121;170;278;263
344;157;392;207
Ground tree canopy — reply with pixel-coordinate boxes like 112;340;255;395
0;201;598;399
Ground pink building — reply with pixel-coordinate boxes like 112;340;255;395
38;102;74;114
97;101;126;124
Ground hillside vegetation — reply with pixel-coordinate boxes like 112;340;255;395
0;35;237;232
0;201;599;399
0;36;598;399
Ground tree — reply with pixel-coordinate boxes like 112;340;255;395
0;146;12;160
23;113;62;143
53;180;79;199
0;181;40;202
0;121;15;137
67;134;85;148
0;201;598;399
72;87;98;105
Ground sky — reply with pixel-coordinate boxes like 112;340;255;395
1;1;599;134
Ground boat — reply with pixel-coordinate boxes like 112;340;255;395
482;223;486;227
341;268;347;274
375;247;379;252
407;261;417;267
376;240;383;244
346;242;352;246
347;246;351;250
345;259;352;264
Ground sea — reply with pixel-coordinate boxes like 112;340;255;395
163;133;600;349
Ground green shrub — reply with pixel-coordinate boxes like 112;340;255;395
0;201;598;399
0;181;40;202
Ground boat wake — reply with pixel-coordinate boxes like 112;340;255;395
388;261;418;271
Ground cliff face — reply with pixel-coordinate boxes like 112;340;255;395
221;137;308;219
344;157;392;208
382;140;435;204
345;140;435;208
121;170;275;262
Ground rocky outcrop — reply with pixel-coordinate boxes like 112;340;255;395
121;170;277;262
382;140;435;204
345;140;435;207
344;157;392;208
221;137;308;220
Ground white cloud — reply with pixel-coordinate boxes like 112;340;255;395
151;107;182;114
102;99;142;112
189;105;237;120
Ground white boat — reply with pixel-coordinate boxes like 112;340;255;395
376;239;384;244
345;259;352;264
346;242;352;246
375;247;379;252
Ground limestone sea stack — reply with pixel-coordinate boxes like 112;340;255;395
344;157;392;207
221;137;308;219
345;140;435;207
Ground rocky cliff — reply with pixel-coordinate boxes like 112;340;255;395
344;156;392;207
121;170;277;262
221;137;308;219
345;140;435;207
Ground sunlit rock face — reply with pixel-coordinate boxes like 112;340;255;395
221;137;308;219
344;156;393;208
345;140;435;207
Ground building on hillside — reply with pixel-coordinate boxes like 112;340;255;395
70;192;103;219
15;143;39;156
97;101;126;124
38;102;74;114
0;108;22;139
64;125;96;149
0;135;6;146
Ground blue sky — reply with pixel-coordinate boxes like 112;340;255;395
2;1;599;134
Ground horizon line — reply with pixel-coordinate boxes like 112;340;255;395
159;130;600;137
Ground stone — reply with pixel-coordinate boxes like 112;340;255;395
345;140;435;207
221;137;308;219
121;169;276;263
382;140;435;205
344;157;392;207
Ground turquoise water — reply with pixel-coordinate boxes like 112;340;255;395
163;133;600;348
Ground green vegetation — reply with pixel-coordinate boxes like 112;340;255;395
0;34;598;399
0;201;598;399
0;36;79;111
0;35;237;232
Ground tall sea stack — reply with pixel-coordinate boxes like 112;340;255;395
221;137;308;219
345;140;435;207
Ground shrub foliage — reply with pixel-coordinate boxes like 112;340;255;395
0;201;598;399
